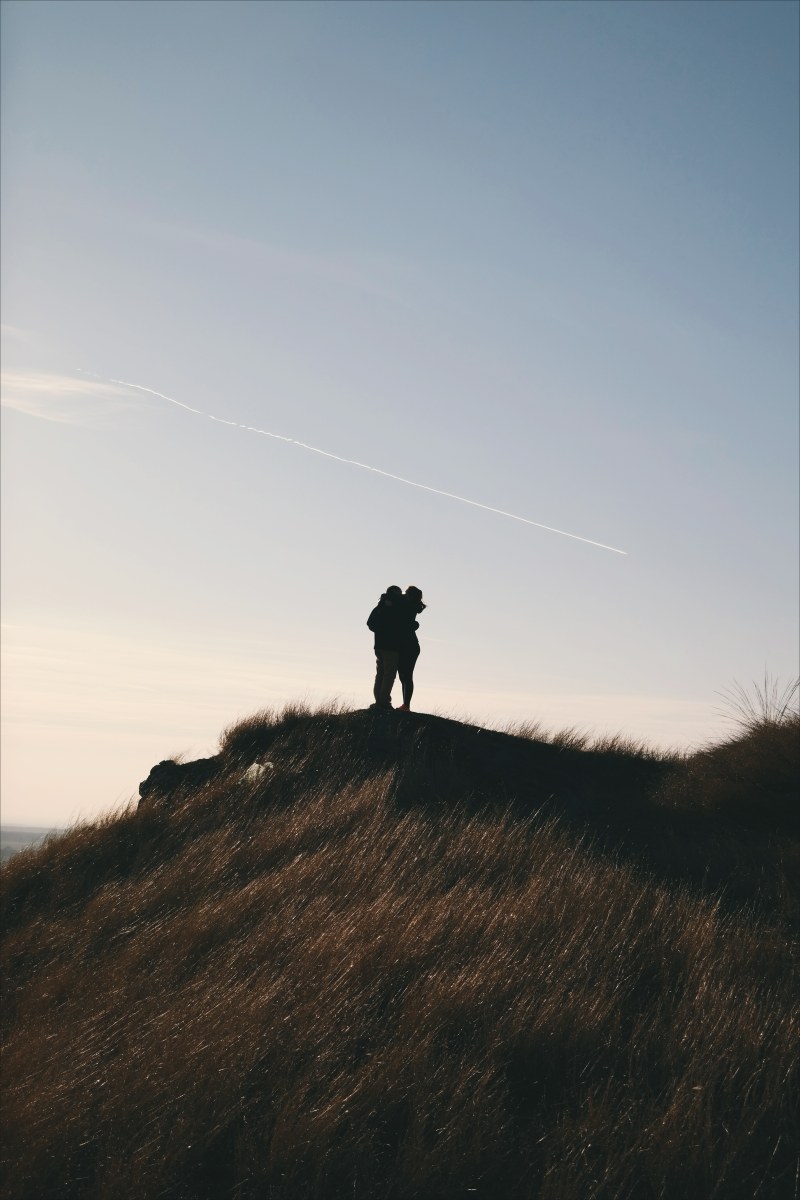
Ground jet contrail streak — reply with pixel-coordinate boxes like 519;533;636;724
88;371;627;555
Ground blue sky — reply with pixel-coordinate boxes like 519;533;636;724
2;0;798;826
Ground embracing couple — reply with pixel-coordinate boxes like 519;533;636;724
367;585;426;712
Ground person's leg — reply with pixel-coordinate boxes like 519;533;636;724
397;658;411;707
373;652;384;704
399;647;420;708
376;651;399;707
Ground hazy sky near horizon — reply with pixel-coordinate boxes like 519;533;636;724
1;0;798;827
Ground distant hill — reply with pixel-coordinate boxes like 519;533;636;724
0;825;58;864
1;704;798;1200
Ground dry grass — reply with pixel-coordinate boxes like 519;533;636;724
716;674;799;732
2;705;798;1199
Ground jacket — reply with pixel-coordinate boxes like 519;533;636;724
367;596;408;652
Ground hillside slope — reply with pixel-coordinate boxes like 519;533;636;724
2;706;798;1200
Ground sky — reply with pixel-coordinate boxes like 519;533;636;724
1;0;798;828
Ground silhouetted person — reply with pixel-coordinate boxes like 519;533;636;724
367;585;405;709
397;586;426;711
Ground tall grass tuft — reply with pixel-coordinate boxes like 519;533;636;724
716;673;799;732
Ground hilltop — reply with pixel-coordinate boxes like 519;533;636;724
2;704;798;1199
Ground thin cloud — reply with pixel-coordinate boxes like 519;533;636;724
0;325;35;347
148;217;413;306
102;370;627;554
0;371;143;426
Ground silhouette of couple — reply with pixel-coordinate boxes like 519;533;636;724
367;585;426;712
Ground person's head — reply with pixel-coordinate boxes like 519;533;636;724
384;585;403;604
405;585;426;612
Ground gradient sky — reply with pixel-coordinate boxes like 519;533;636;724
2;0;798;827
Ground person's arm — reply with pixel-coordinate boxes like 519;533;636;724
367;605;382;631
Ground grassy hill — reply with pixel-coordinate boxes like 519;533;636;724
2;704;798;1200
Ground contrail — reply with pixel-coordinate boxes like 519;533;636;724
79;370;627;555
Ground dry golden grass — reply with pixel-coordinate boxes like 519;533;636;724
2;704;798;1199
